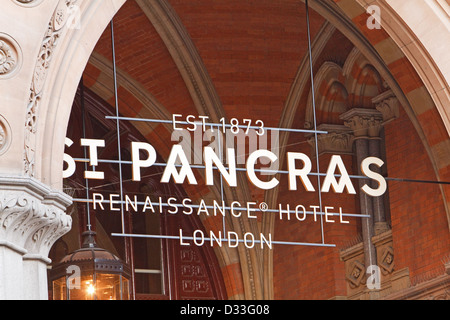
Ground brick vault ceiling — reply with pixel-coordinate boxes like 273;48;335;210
83;0;347;129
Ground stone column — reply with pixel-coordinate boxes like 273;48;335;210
368;135;389;234
366;114;389;234
0;0;123;300
372;90;400;234
0;176;72;299
341;108;383;272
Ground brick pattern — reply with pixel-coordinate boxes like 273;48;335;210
93;0;198;119
385;107;450;280
170;0;325;128
334;0;450;295
334;0;450;150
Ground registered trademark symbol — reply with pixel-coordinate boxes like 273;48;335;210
259;202;268;212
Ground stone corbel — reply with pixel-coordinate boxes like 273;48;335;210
306;124;354;156
372;90;400;125
340;108;384;139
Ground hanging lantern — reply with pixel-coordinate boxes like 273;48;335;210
50;230;131;300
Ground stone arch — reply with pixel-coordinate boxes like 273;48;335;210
301;0;450;230
305;61;349;127
265;0;450;299
322;81;349;123
344;55;384;109
35;0;127;188
261;20;338;299
81;51;249;299
339;0;450;135
32;0;270;300
6;0;448;300
353;64;384;108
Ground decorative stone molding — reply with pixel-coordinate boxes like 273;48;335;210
24;0;79;177
0;114;12;156
341;240;366;293
346;259;366;289
428;290;450;300
0;40;16;75
303;61;347;130
0;33;22;79
379;246;395;275
12;0;43;6
306;124;354;156
385;270;450;300
374;221;390;235
340;229;407;299
372;230;395;276
372;90;400;125
0;176;72;258
340;108;384;139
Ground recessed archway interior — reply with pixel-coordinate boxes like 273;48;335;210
49;0;450;300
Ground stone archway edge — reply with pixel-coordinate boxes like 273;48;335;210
350;0;450;135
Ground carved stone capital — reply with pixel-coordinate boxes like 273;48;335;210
340;108;384;139
0;176;72;260
307;124;354;156
373;90;400;125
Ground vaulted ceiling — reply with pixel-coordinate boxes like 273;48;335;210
72;0;450;300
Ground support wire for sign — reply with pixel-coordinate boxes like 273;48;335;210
305;0;324;245
217;125;226;236
110;233;336;248
77;7;448;251
74;112;363;250
71;156;450;186
80;78;92;231
104;116;328;135
72;197;370;219
101;0;328;248
111;20;126;235
74;108;450;248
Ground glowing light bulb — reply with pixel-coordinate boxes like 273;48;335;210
87;284;95;295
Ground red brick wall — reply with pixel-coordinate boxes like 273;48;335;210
272;106;450;299
93;0;198;118
170;0;325;128
274;150;359;299
385;107;450;282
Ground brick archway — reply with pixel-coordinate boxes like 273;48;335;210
328;0;450;228
23;0;449;300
